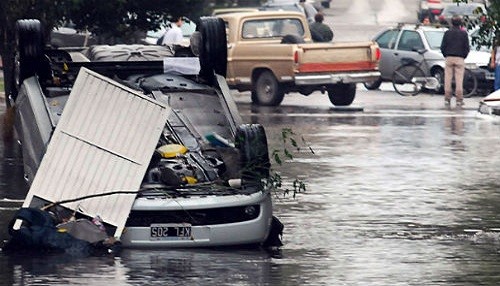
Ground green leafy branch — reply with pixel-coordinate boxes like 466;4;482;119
266;128;314;199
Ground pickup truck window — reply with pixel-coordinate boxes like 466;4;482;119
242;18;305;39
375;29;399;49
397;30;424;51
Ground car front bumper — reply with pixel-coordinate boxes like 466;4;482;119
120;191;274;248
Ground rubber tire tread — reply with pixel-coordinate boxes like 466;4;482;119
235;124;271;182
199;17;228;82
253;70;285;106
328;83;356;106
16;19;44;84
363;78;382;90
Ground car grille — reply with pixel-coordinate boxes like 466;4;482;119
125;205;261;226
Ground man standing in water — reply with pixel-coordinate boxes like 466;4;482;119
440;15;470;108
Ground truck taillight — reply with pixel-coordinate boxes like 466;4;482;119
294;51;299;64
375;47;381;61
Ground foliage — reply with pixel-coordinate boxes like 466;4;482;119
0;0;207;98
456;0;500;48
266;128;314;199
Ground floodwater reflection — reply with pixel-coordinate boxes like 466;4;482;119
2;95;500;285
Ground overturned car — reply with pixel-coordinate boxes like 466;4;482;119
5;18;282;251
477;89;500;120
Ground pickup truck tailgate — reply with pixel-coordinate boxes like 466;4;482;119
297;41;380;73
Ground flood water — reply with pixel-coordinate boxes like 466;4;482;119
1;88;500;285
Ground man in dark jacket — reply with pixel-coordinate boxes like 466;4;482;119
310;13;334;42
440;15;470;107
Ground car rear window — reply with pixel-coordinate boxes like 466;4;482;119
375;29;399;49
242;18;304;39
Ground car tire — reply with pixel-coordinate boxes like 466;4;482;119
199;17;228;82
432;68;445;94
253;70;285;106
327;83;356;106
235;124;270;182
15;19;44;87
363;78;382;90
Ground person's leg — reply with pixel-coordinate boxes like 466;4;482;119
454;57;465;104
444;57;453;104
495;65;500;91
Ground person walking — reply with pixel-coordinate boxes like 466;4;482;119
309;12;334;42
161;16;184;46
490;37;500;91
440;15;470;107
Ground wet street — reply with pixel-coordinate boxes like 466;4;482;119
2;85;500;285
2;0;500;285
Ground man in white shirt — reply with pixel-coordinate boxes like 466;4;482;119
161;16;184;46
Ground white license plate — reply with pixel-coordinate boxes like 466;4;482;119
150;224;192;240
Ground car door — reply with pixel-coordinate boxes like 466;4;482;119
393;30;425;73
373;28;400;80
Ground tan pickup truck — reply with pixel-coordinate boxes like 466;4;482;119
219;11;381;106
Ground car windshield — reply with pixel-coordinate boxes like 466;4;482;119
423;30;445;50
441;3;484;16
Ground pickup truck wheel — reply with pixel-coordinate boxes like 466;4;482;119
328;83;356;106
363;78;382;90
235;124;270;182
199;17;228;81
15;19;44;87
253;71;285;106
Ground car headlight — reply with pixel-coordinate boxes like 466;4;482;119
465;63;479;70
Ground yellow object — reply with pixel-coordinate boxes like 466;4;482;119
184;176;198;184
157;144;188;158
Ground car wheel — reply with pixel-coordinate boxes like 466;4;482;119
235;124;270;182
432;68;444;94
15;19;44;87
253;70;285;106
363;78;382;90
199;17;228;82
327;83;356;106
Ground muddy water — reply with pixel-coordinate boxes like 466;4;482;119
1;91;500;285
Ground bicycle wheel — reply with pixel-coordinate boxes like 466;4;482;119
392;64;425;96
463;68;478;98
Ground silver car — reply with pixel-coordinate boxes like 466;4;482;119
365;23;492;94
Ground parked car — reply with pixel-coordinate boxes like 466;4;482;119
50;24;97;48
7;18;283;250
477;89;500;119
364;23;493;94
417;0;445;22
477;88;500;120
438;2;487;25
259;0;318;23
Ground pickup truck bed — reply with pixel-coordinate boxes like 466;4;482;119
220;11;381;106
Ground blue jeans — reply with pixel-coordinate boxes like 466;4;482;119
495;65;500;91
